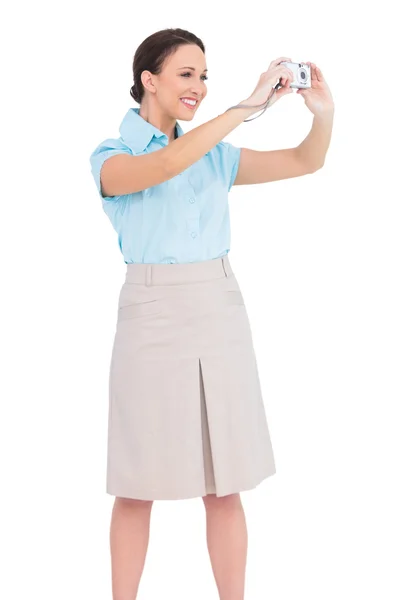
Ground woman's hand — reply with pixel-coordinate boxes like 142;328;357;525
242;56;296;110
296;62;334;117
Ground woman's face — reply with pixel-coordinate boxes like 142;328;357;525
147;44;208;119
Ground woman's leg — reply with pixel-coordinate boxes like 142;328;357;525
109;496;154;600
202;493;248;600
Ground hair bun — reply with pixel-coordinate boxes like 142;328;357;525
130;82;139;103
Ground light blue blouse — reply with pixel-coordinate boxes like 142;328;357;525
89;108;241;264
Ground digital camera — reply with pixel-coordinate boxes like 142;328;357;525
279;61;311;89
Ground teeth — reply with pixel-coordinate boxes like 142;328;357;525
181;98;196;106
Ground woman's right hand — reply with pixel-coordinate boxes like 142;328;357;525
242;57;295;111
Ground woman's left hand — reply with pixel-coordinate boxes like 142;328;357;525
297;62;334;116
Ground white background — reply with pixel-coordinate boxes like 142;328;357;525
1;1;399;599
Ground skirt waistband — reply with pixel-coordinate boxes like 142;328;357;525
125;255;233;286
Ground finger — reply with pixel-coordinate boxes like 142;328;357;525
277;66;294;85
306;62;317;81
279;76;291;88
315;65;324;82
277;79;293;92
270;56;293;67
285;71;294;87
309;63;323;83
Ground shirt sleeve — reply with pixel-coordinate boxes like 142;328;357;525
217;141;242;192
89;138;133;201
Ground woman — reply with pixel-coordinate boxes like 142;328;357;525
89;27;334;600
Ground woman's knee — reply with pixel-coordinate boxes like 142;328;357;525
114;496;154;509
202;492;242;510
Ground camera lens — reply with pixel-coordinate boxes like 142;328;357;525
298;67;308;83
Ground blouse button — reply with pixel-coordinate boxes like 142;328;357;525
189;197;195;203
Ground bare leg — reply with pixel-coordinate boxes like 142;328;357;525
109;496;154;600
202;493;248;600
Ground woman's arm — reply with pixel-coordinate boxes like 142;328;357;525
163;102;260;177
295;111;335;171
100;101;260;197
233;110;335;186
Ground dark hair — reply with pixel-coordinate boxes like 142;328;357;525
130;28;205;104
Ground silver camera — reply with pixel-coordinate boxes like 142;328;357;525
279;61;311;89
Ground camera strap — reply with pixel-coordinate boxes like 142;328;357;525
226;82;282;122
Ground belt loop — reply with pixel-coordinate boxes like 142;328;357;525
221;256;228;278
145;264;152;286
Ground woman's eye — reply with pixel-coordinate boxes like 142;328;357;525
181;73;208;81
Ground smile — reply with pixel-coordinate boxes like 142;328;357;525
180;98;198;109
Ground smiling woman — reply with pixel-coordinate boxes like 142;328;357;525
140;50;209;127
130;31;209;129
88;26;332;600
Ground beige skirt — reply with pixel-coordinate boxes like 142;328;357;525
107;254;276;501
